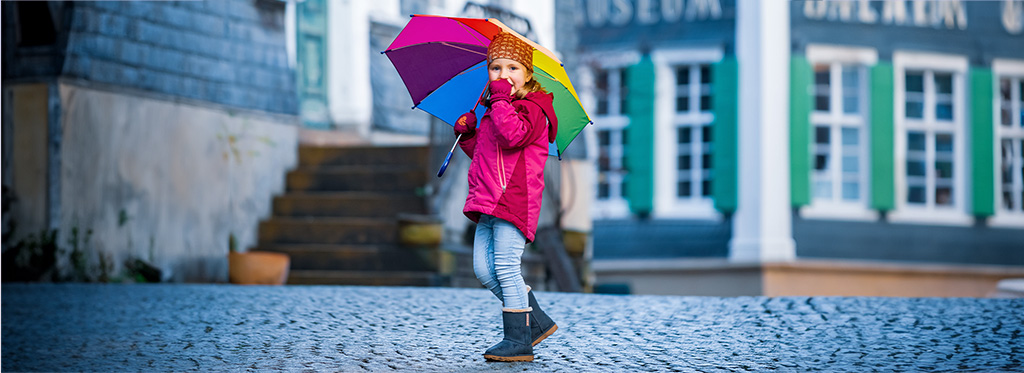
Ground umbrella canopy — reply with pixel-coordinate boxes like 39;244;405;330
383;15;591;157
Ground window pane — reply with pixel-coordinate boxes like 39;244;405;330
1001;139;1014;184
677;66;690;85
908;186;926;203
815;155;829;171
619;70;628;115
908;132;926;151
936;103;953;120
935;161;953;179
702;180;712;197
843;96;859;114
599;130;611;146
907;160;926;177
906;101;924;119
935;187;953;206
700;95;711;111
678;127;691;144
906;72;924;93
841;127;858;146
598;182;609;199
1000;78;1011;101
814;66;829;85
935;73;953;95
702;126;713;143
678;181;691;197
936;133;954;153
702;154;712;169
1001;106;1012;127
1003;191;1014;210
700;65;711;84
843;155;859;173
842;68;858;89
814;65;830;112
814;181;832;199
816;96;830;112
842;182;859;201
815;127;830;144
677;97;689;112
678;155;691;170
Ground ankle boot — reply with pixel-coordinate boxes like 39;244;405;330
483;308;534;362
527;290;558;346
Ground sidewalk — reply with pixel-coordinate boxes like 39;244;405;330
3;284;1022;372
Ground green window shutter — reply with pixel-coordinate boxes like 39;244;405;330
970;68;995;217
626;55;656;215
790;56;812;207
712;57;738;212
870;63;895;211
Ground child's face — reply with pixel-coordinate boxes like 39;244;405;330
488;58;529;93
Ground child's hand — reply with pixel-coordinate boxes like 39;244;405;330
454;112;476;138
488;79;514;102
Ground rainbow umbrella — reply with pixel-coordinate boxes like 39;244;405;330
382;15;591;176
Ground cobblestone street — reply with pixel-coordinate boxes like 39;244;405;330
2;284;1022;372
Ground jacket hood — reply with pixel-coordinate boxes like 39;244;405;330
524;91;558;144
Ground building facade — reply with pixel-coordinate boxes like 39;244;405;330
569;0;1024;296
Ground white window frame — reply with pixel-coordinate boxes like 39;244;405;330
890;51;971;226
583;51;640;219
801;44;878;221
990;58;1024;228
651;47;723;220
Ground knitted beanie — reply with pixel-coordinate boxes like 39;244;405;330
487;32;533;72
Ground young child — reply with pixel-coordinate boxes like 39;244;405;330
453;32;559;362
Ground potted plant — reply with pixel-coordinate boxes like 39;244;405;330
227;233;290;285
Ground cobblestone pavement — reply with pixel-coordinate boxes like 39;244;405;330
3;284;1022;372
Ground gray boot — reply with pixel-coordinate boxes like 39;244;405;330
483;308;534;362
527;290;558;346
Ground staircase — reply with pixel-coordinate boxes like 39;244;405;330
257;145;448;286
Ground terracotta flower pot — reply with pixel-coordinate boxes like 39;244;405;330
228;251;290;285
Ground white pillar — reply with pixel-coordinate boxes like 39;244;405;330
328;0;373;135
729;0;796;262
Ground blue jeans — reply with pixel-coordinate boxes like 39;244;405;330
473;215;529;310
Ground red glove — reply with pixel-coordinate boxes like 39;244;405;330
488;78;514;103
454;112;476;139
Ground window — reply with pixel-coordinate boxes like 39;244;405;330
811;63;868;206
903;70;958;208
595;68;627;116
597;127;628;201
998;75;1024;215
588;61;634;218
674;64;714;200
891;51;968;225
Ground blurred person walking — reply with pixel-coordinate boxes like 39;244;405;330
453;31;559;362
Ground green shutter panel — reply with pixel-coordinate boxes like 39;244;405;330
870;63;895;211
970;68;995;217
712;57;738;212
626;55;656;215
790;56;812;207
297;0;330;129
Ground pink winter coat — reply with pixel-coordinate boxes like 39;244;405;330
458;90;558;243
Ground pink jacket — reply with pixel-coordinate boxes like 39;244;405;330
459;90;558;243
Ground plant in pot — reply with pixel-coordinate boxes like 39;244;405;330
227;233;290;285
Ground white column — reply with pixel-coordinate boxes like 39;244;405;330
729;0;796;262
328;0;373;135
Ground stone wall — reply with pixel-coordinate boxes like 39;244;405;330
61;0;296;115
56;84;297;282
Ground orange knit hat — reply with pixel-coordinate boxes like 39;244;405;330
487;32;533;72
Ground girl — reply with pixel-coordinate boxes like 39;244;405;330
453;32;559;362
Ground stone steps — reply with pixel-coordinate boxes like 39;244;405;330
272;192;425;218
252;145;445;286
286;270;448;286
260;244;438;272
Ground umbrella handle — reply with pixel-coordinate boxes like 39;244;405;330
437;134;462;178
